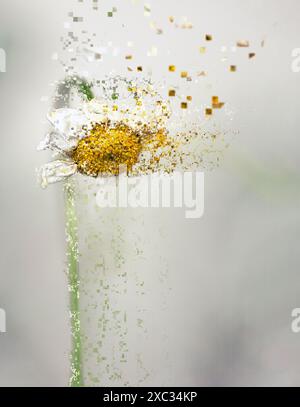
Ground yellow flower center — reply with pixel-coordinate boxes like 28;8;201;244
72;124;143;176
71;120;171;177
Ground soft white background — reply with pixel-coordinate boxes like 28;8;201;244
0;0;300;386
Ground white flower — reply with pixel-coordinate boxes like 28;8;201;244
37;86;172;187
38;75;230;188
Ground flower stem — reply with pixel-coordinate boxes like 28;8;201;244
64;182;83;387
59;76;93;387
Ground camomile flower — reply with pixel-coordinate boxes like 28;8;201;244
38;76;228;188
37;78;173;188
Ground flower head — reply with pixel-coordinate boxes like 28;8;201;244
38;76;228;187
38;77;174;187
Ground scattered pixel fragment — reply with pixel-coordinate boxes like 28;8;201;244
181;71;188;78
92;0;98;11
199;47;206;54
169;65;176;72
107;7;118;18
186;96;192;101
205;34;213;41
205;108;213;115
149;21;164;35
249;52;256;59
144;4;151;16
168;89;176;97
230;65;237;72
137;66;143;72
237;40;249;47
211;96;225;108
212;101;225;109
181;102;188;109
177;17;193;29
147;46;158;57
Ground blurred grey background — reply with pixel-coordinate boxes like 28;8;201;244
0;0;300;386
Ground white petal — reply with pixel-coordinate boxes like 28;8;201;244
37;160;77;188
47;108;90;135
37;133;51;151
85;99;105;113
83;99;107;123
38;108;93;154
37;131;79;153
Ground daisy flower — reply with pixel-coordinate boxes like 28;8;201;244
37;77;175;188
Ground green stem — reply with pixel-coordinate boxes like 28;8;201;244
64;182;83;387
60;76;94;387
